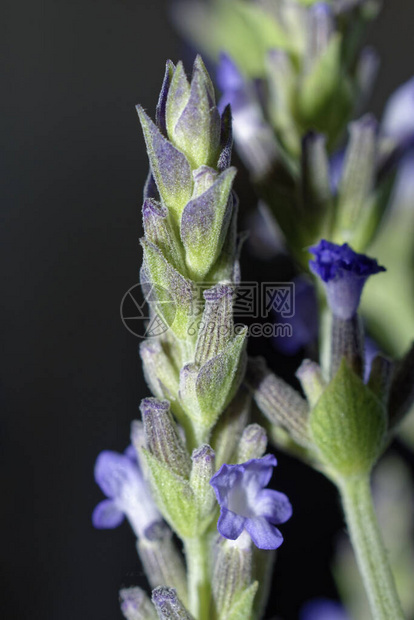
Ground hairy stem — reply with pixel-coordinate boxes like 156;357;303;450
184;535;211;620
338;474;405;620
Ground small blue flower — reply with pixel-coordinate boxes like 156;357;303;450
92;447;161;538
300;598;350;620
210;454;292;550
309;240;385;320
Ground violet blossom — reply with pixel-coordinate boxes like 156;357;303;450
210;454;292;550
309;240;385;320
92;447;162;538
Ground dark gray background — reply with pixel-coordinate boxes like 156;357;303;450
1;1;413;619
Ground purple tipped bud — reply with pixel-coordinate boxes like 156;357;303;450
306;3;334;71
237;424;267;461
309;239;385;320
190;444;216;519
151;587;194;620
246;357;310;446
212;532;254;617
140;398;191;478
195;283;235;366
137;523;188;605
120;587;157;620
156;60;175;136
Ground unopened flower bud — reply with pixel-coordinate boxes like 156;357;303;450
140;398;191;478
296;359;327;408
210;386;251;468
330;314;364;379
190;444;216;522
151;587;194;620
246;357;310;446
212;532;256;619
120;587;157;620
237;424;267;462
137;522;188;606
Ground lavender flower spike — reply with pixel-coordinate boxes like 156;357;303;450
210;455;292;550
92;448;162;538
309;240;385;320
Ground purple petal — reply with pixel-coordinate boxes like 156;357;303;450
210;463;244;506
94;450;140;499
382;76;414;142
255;489;293;524
92;499;124;529
156;60;174;136
242;454;277;489
244;516;284;550
300;598;350;620
217;507;246;540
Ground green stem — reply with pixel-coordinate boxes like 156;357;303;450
184;536;211;620
338;475;405;620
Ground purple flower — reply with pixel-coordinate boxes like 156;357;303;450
216;53;277;178
210;454;292;550
92;447;161;538
309;240;385;320
273;275;319;355
300;598;350;620
382;77;414;143
381;78;414;207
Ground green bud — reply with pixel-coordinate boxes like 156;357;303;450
142;198;186;274
169;56;221;169
179;328;247;431
180;167;236;280
166;61;191;140
246;357;310;447
300;132;333;240
190;444;216;525
296;359;327;408
298;33;353;141
309;359;387;478
137;106;192;221
212;532;257;620
210;386;251;468
137;523;188;607
141;239;194;340
120;587;157;620
141;398;191;478
335;115;377;242
151;587;194;620
236;423;267;461
195;283;235;366
142;448;197;539
139;339;180;403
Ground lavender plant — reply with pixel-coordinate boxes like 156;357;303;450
92;1;414;618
